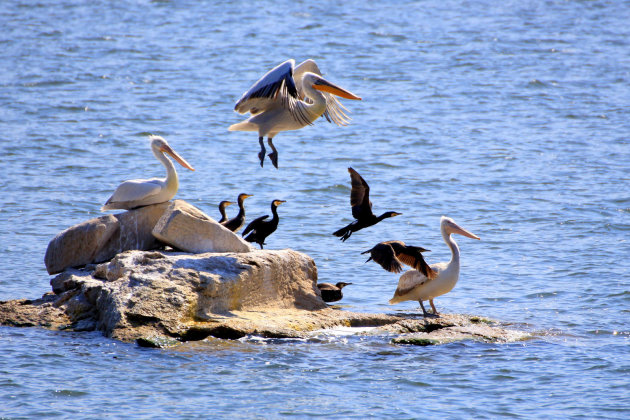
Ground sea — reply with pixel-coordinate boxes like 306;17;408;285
1;0;629;418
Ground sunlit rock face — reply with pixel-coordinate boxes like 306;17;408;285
44;202;170;275
152;200;254;254
44;200;253;275
45;249;326;341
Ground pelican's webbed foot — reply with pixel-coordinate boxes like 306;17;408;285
258;137;266;167
267;138;278;169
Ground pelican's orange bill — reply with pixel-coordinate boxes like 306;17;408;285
313;78;362;100
162;145;195;171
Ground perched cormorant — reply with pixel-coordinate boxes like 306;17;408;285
362;240;437;280
217;200;235;224
333;167;401;241
242;199;286;249
317;282;352;303
223;193;253;233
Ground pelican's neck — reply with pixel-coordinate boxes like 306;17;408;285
299;84;327;119
153;147;178;188
442;227;460;269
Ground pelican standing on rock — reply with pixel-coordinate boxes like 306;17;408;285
333;168;402;241
101;135;195;211
217;200;235;224
242;199;286;249
222;193;253;233
229;59;362;168
389;217;480;317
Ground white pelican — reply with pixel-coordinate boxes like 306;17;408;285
101;135;195;211
389;217;480;317
229;59;362;168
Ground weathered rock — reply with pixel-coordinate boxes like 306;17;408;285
44;214;118;275
152;200;254;253
44;202;170;274
2;249;529;346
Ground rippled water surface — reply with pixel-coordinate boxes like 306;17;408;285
1;0;629;418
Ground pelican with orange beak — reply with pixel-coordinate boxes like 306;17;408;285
229;59;362;168
389;217;481;317
102;135;195;211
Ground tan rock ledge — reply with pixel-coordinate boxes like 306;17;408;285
2;249;529;347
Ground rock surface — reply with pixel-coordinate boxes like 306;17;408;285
3;250;528;347
44;200;254;275
153;200;254;254
44;203;170;274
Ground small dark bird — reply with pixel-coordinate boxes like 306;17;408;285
317;282;352;303
362;240;437;279
333;167;401;241
223;193;253;233
242;199;286;249
217;200;235;224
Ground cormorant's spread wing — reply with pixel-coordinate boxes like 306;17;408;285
242;215;269;236
394;244;437;280
367;242;403;273
348;167;372;220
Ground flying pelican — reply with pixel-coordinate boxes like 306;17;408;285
222;193;253;233
362;240;436;280
389;217;480;317
101;135;194;211
229;59;362;168
333;167;401;241
317;282;352;303
242;199;286;249
217;200;235;224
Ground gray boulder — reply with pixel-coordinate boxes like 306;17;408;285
152;200;254;254
44;202;170;274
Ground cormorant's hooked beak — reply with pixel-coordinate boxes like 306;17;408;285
312;78;362;100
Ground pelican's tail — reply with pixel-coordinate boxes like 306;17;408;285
228;121;258;132
388;294;403;305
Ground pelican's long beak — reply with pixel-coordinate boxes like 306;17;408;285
453;224;480;240
162;145;195;171
312;78;362;100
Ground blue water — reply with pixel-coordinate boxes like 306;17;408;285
1;0;629;418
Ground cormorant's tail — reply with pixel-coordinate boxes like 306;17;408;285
332;224;352;241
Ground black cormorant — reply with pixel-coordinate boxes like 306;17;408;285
217;200;235;224
317;282;352;303
333;167;401;241
362;240;437;279
223;193;253;233
242;199;286;249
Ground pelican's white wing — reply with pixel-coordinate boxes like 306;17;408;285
393;269;430;298
294;59;351;126
234;59;299;114
103;178;163;207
